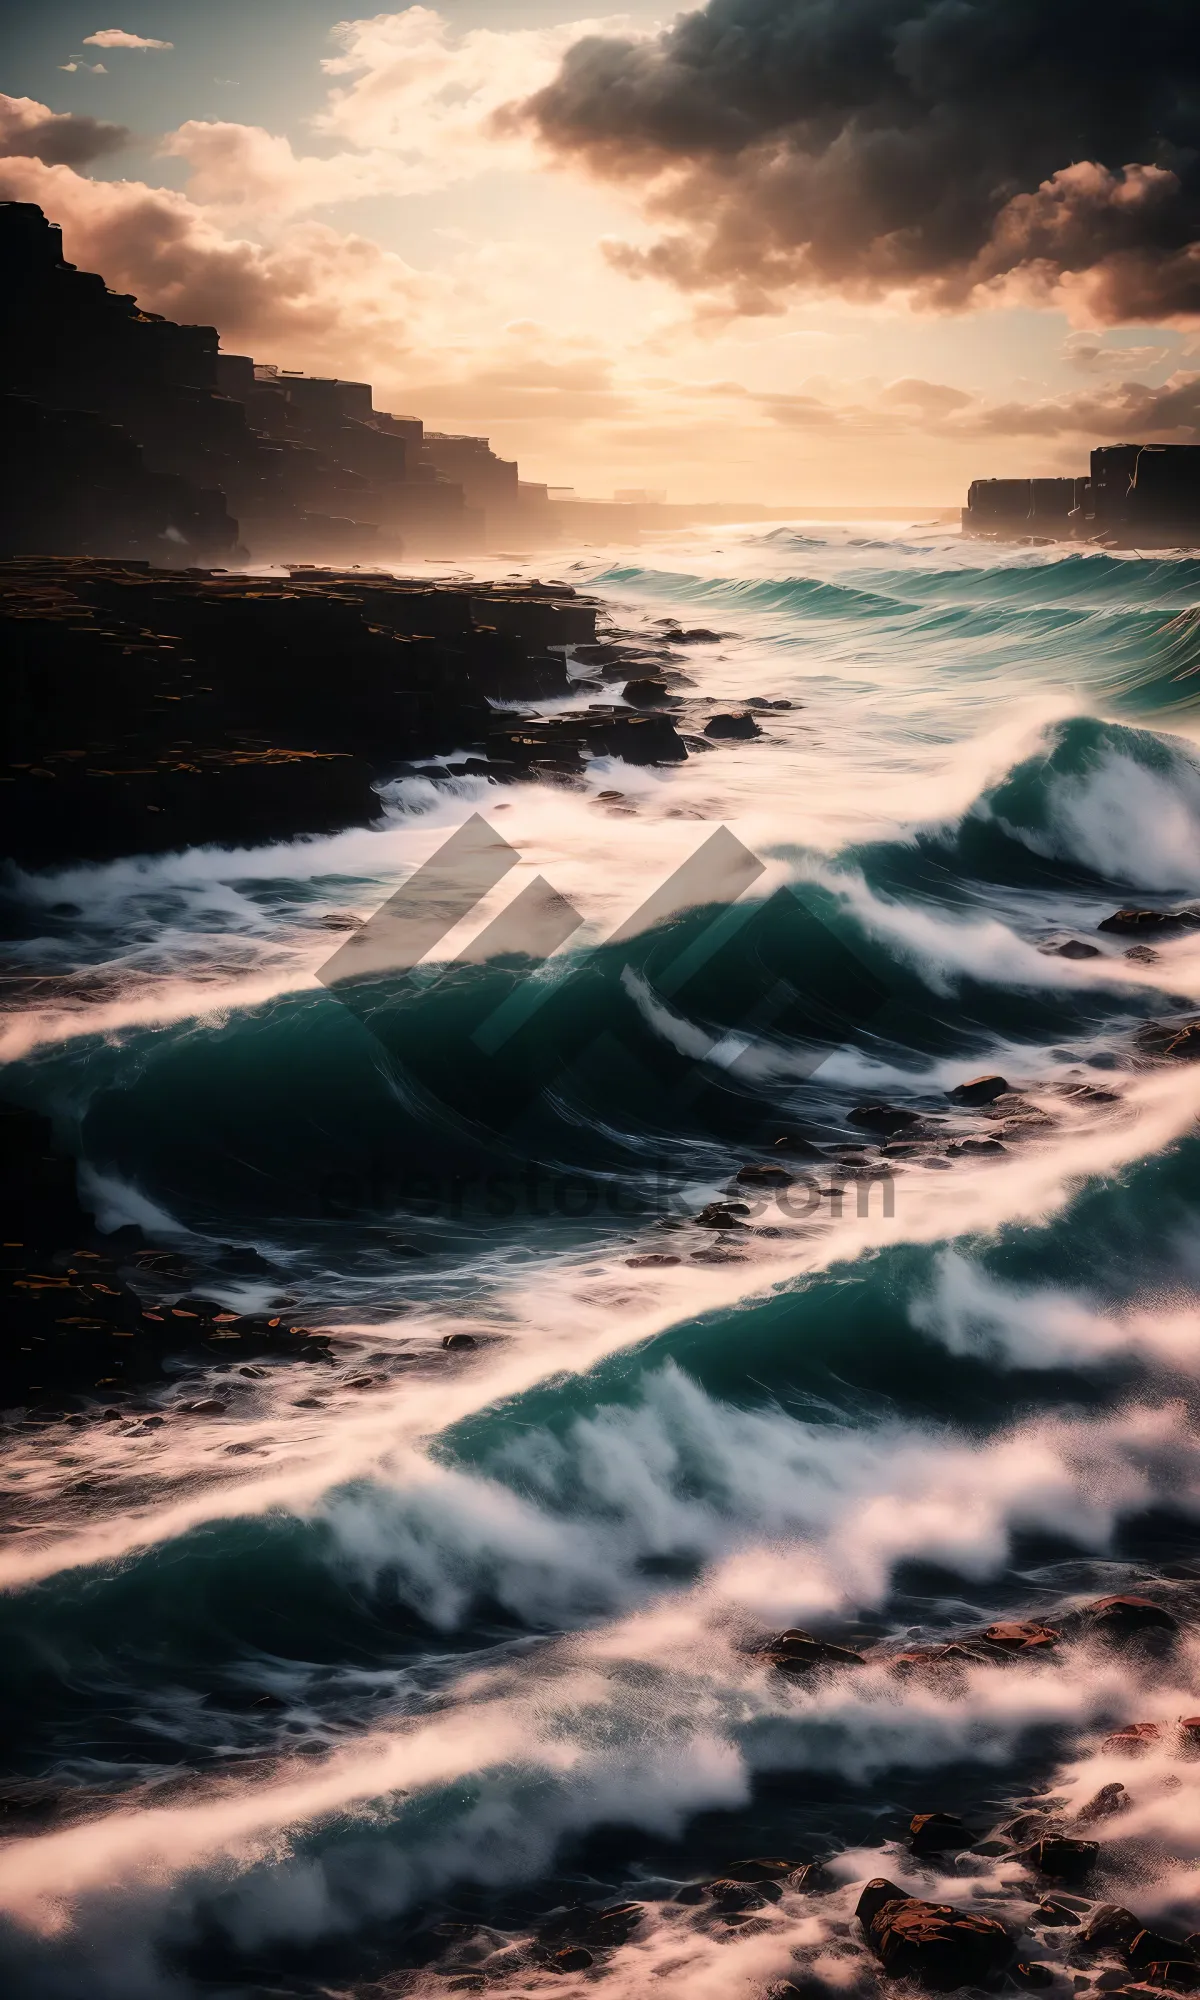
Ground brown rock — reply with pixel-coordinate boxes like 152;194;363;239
857;1879;1011;1990
1071;1596;1178;1645
1103;1723;1162;1755
1098;909;1200;938
1127;1934;1197;1973
848;1104;920;1134
704;711;761;740
982;1620;1060;1653
1077;1782;1129;1825
766;1629;866;1672
1165;1023;1200;1060
910;1812;974;1856
947;1075;1009;1106
1021;1835;1098;1882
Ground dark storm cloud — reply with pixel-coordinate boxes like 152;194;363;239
0;94;130;167
520;0;1200;321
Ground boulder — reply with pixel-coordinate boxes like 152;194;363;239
910;1812;975;1856
1098;908;1200;937
1103;1723;1162;1754
981;1620;1060;1653
442;1332;477;1351
548;1947;593;1973
682;628;721;642
695;1200;751;1228
706;1877;782;1912
1076;1782;1129;1824
704;711;761;739
1127;1933;1198;1973
734;1162;796;1187
1034;1898;1083;1927
1166;1023;1200;1060
848;1104;921;1135
857;1879;1011;1990
1075;1906;1143;1956
1070;1595;1179;1645
947;1075;1009;1106
765;1629;866;1673
1040;939;1102;959
621;678;672;708
1020;1835;1098;1882
1014;1965;1056;1988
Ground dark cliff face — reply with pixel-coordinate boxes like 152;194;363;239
962;447;1200;545
0;201;542;565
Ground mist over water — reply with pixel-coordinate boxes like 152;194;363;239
2;521;1200;1997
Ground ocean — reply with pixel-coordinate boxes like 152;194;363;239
2;520;1200;1997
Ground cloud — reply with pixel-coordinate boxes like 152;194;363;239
0;155;430;376
751;367;1200;447
1061;331;1171;374
83;28;172;51
957;370;1200;441
0;91;129;167
520;0;1200;324
161;10;636;218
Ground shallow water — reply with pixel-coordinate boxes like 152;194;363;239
2;521;1200;1997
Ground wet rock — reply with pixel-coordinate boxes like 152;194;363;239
625;1253;682;1267
1165;1023;1200;1060
621;677;673;707
1103;1724;1162;1755
947;1138;1007;1156
1077;1783;1129;1824
704;711;761;739
789;1862;834;1892
548;1947;594;1973
538;1903;642;1952
981;1620;1060;1653
1133;1967;1200;1994
1126;1935;1198;1974
911;1812;974;1856
1021;1835;1099;1882
1097;909;1200;938
947;1075;1010;1105
1068;1596;1179;1646
722;1857;799;1883
682;628;721;642
1040;940;1103;959
1036;1899;1084;1927
706;1877;782;1912
857;1878;1011;1990
1125;945;1160;965
695;1200;752;1228
886;1643;989;1673
442;1332;477;1351
848;1104;921;1135
1015;1965;1057;1988
1075;1908;1144;1957
764;1629;866;1673
734;1162;796;1187
182;1398;227;1416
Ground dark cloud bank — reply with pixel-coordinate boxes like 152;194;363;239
522;0;1200;320
0;97;129;168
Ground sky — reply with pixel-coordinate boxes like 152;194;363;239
2;2;1200;504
